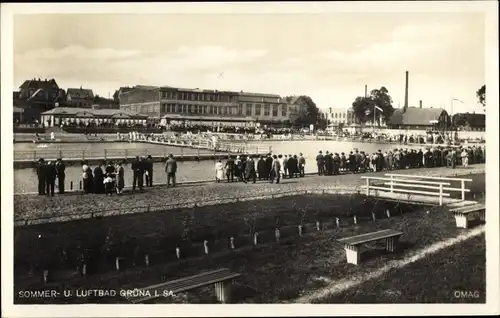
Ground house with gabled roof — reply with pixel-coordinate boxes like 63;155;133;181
387;106;451;130
66;87;95;108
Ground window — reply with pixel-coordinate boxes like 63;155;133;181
343;113;346;118
161;104;166;113
272;104;278;117
335;113;338;118
264;104;270;116
255;104;261;116
246;104;253;116
282;105;287;116
208;105;213;114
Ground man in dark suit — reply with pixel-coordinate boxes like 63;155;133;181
165;154;178;187
55;158;66;194
245;156;257;183
93;161;104;194
257;156;266;180
45;161;57;196
36;158;46;195
265;154;273;179
316;151;324;176
225;155;235;182
131;156;142;191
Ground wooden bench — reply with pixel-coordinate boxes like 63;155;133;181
124;268;241;304
338;229;403;265
450;203;486;229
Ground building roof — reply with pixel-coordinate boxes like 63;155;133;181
158;85;280;98
19;78;59;91
67;88;94;99
452;112;485;127
389;107;446;126
41;107;148;118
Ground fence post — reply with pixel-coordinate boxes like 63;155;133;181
439;183;443;206
181;147;184;159
104;149;107;161
33;151;37;161
197;146;200;158
59;150;62;159
125;149;128;160
460;180;465;201
365;178;370;196
82;150;85;160
390;175;394;193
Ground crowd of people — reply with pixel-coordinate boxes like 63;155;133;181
313;145;485;175
35;158;66;196
35;154;178;196
214;153;306;184
33;144;484;196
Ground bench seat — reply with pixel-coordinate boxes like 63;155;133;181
450;203;485;229
124;268;241;304
338;229;403;265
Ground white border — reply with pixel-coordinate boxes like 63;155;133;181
1;1;499;317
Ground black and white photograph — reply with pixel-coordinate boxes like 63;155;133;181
1;1;499;317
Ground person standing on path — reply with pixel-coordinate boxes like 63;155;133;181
55;158;66;194
131;156;141;192
461;148;469;168
265;153;273;179
215;158;224;183
257;155;266;180
316;151;324;176
93;161;104;194
225;155;235;182
145;155;154;187
271;155;281;184
116;161;125;195
298;153;306;177
36;158;46;195
245;155;257;184
283;155;289;178
165;154;177;188
45;161;56;197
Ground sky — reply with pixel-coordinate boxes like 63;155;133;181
13;12;486;114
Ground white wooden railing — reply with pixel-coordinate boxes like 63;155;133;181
361;176;450;205
361;173;473;206
384;173;473;201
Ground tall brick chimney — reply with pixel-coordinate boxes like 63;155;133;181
404;71;409;109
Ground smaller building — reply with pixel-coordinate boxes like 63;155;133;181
452;113;485;131
325;107;356;131
13;106;24;123
40;107;148;127
66;87;95;108
387;107;451;131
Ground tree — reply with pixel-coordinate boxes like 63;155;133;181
351;86;395;126
285;95;322;128
476;85;485;107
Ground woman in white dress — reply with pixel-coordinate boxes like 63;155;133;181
215;158;224;183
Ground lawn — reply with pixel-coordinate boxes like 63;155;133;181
14;196;485;304
324;234;485;303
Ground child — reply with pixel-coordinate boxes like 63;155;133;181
103;173;114;196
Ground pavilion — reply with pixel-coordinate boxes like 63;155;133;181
40;107;149;127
